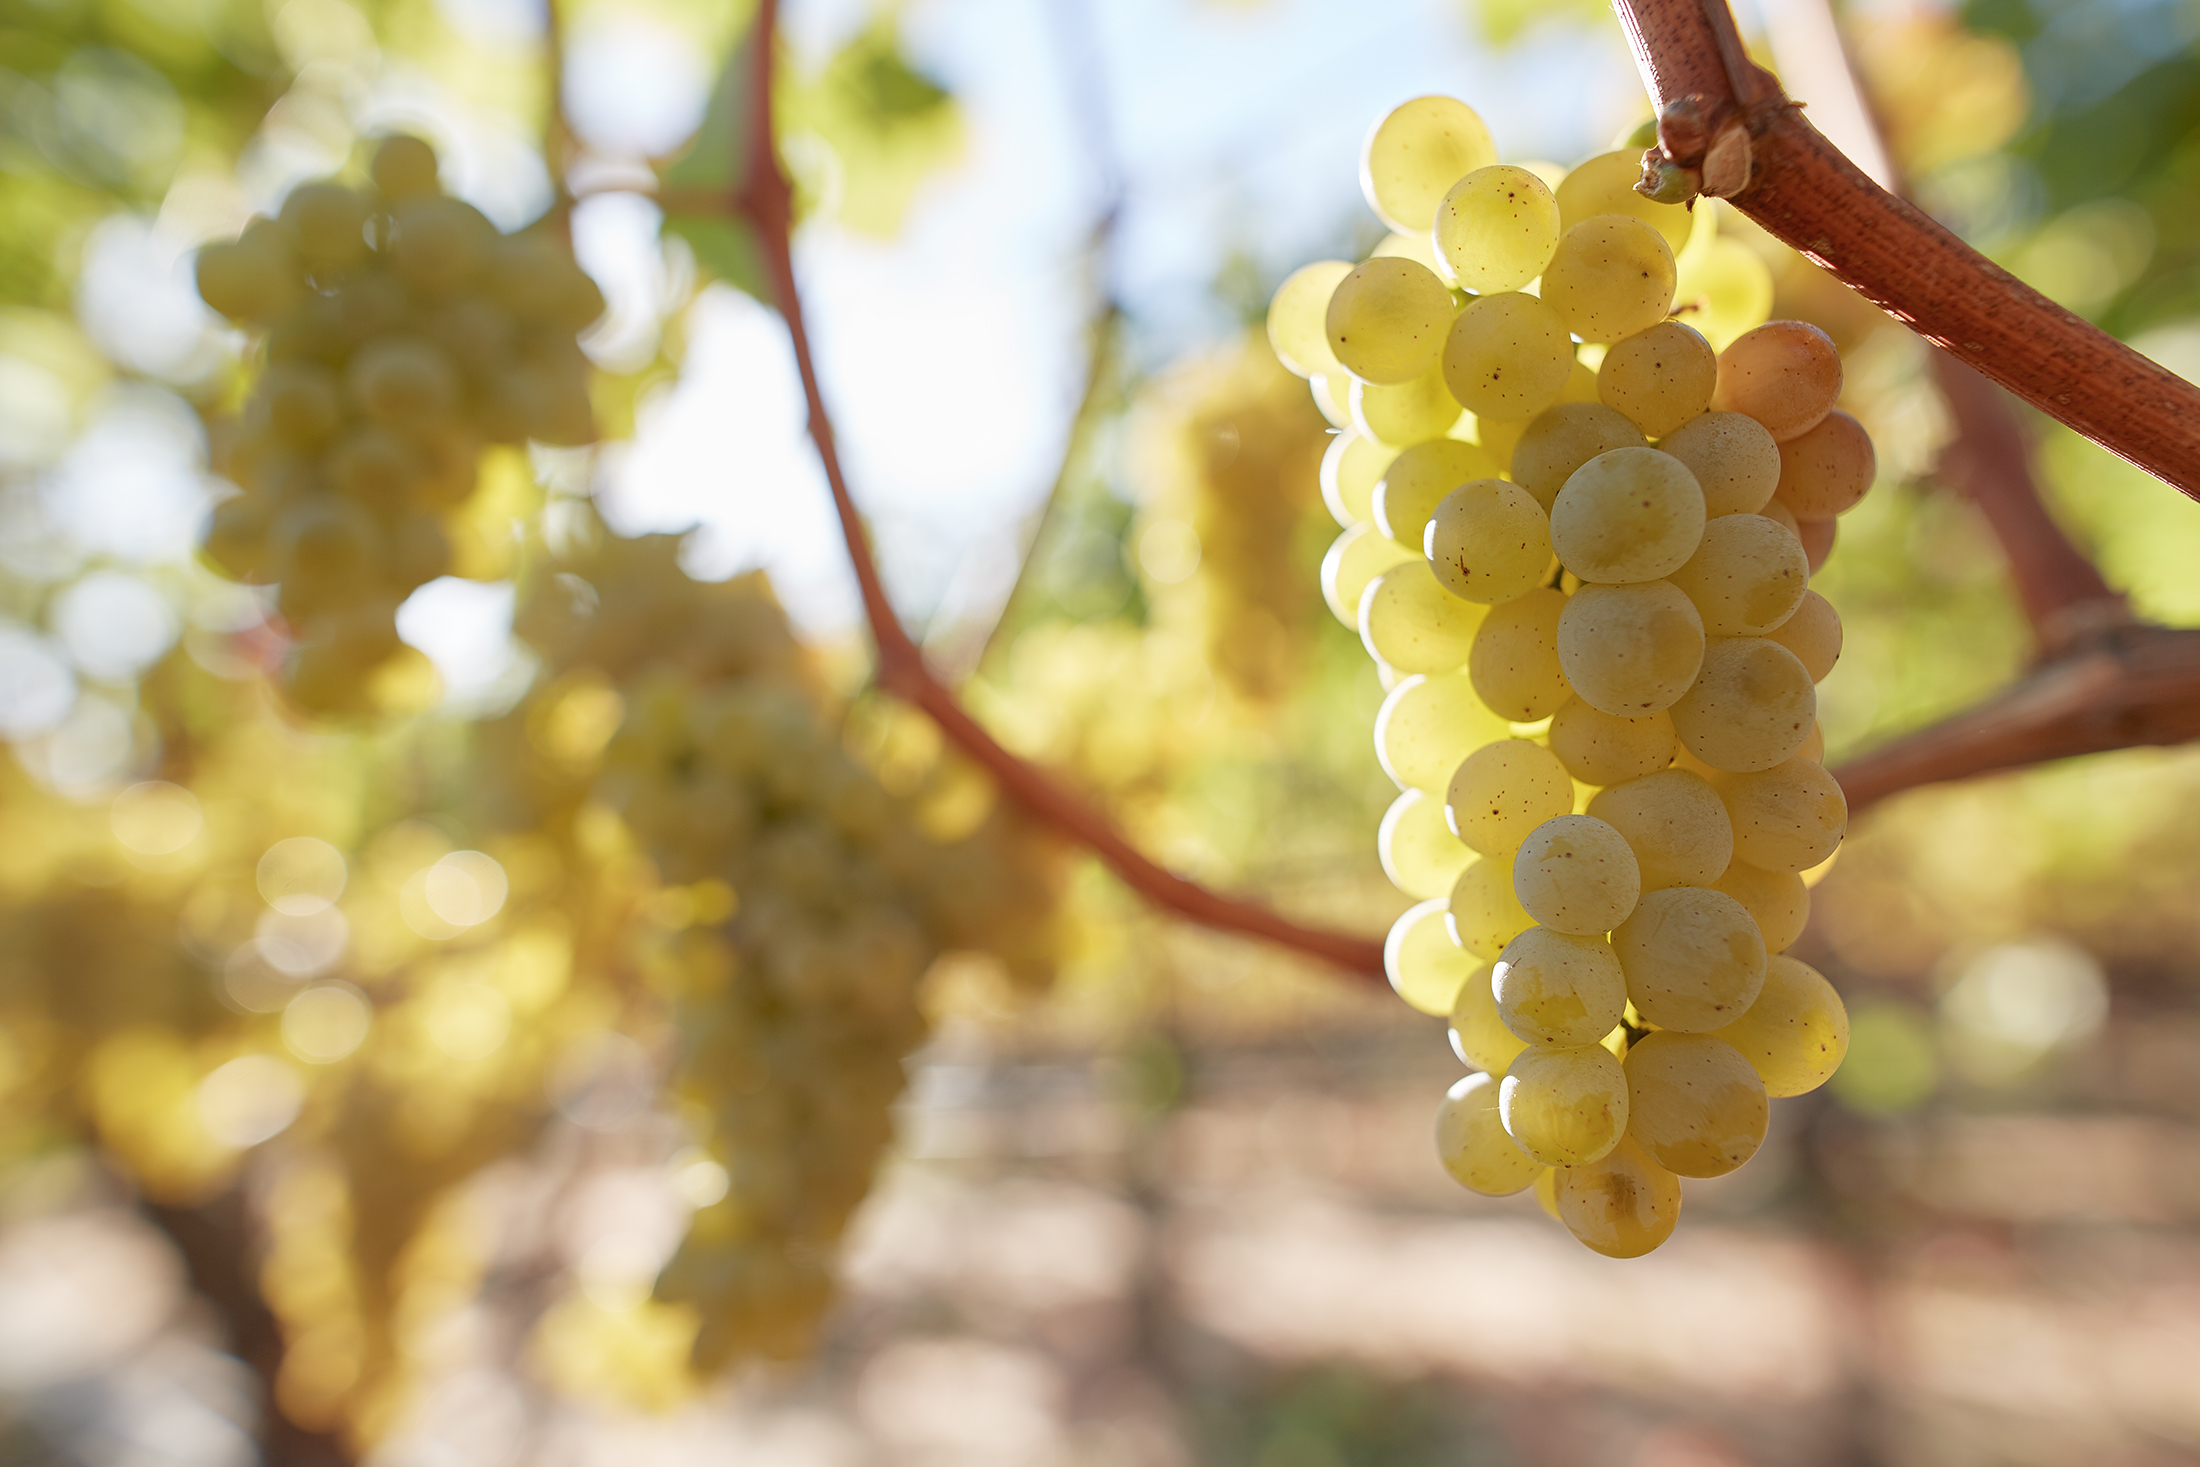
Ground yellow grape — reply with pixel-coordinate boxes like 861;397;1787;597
1310;372;1353;428
1450;958;1530;1075
1611;886;1767;1032
1385;897;1480;1016
1541;216;1677;344
1426;480;1551;604
1797;720;1826;763
1374;438;1499;546
1712;320;1842;442
1511;813;1642;936
1448;855;1535;960
1668;637;1815;773
1671;236;1775;351
1586;768;1733;892
1361;96;1499;234
1469;586;1573;722
1706;953;1849;1096
1510;403;1647;512
1548;447;1706;584
1321;524;1417;627
1379;786;1475;899
1446;738;1573;857
1351;367;1464;447
1547;697;1676;786
1441;292;1574;420
1554;581;1704;716
1493;926;1627;1047
1555;1135;1682;1257
1666;513;1808;637
1773;409;1876;519
1437;1072;1545;1196
1598;320;1717;438
1360;560;1486;673
1622;1030;1768;1178
1797;515;1835;574
1710;757;1848;873
1326;257;1455;384
1767;589;1842;682
1374;670;1512;791
1322;431;1398;528
1499;1043;1629;1166
1656;410;1781;518
1554;150;1694;255
1469;411;1531;471
1268;260;1355;377
1371;228;1451;281
1534;1165;1561;1220
1434;165;1563;293
1710;859;1809;954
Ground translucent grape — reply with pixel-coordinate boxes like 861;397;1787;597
1326;257;1456;384
372;133;441;201
1499;1043;1629;1166
1360;560;1486;673
1441;292;1574;421
1553;150;1694;255
1671;236;1774;351
1469;586;1572;722
1713;320;1842;441
1361;96;1499;234
1706;953;1849;1096
1321;524;1417;627
1268;260;1355;378
1385;897;1480;1016
1598;320;1717;439
1437;1072;1544;1196
1622;1031;1768;1178
1450;959;1530;1075
1448;855;1535;960
1773;409;1876;519
1434;165;1562;293
1710;758;1847;873
1426;480;1550;604
1549;448;1706;584
1555;1135;1681;1257
1554;580;1704;715
1711;859;1809;954
1310;373;1352;428
1511;813;1642;935
1767;589;1842;681
1493;927;1627;1047
1797;515;1835;574
1375;671;1512;791
389;195;496;295
282;183;372;274
1584;768;1732;892
1668;637;1815;773
1374;439;1499;546
1322;431;1398;528
1380;786;1475;898
1469;411;1530;472
1541;216;1677;345
1351;367;1463;447
1759;497;1801;537
1509;403;1647;512
1446;738;1573;857
1547;698;1676;786
349;337;459;426
1666;512;1808;637
1657;410;1781;518
1372;229;1451;282
1797;720;1826;764
1612;886;1767;1032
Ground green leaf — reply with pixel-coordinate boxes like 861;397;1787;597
660;12;770;302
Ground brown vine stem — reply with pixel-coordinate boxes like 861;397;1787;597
730;0;1384;980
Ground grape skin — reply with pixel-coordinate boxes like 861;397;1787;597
1666;637;1817;773
1585;767;1734;892
1425;479;1551;605
1511;813;1642;936
1386;896;1481;1016
1500;1043;1630;1166
1773;409;1876;519
1657;410;1781;518
1547;698;1677;786
1379;786;1475;898
1321;524;1417;627
1599;320;1718;438
1438;1071;1545;1195
1442;292;1575;421
1611;885;1768;1032
1267;260;1355;378
1554;1135;1682;1258
1767;590;1843;682
1710;859;1810;954
1710;757;1849;873
1435;165;1563;293
1510;403;1647;513
1374;439;1500;546
1450;959;1531;1075
1469;587;1574;722
1326;257;1456;385
1541;216;1678;345
1713;320;1842;441
1665;508;1809;638
1554;581;1706;716
1447;738;1574;857
1549;448;1707;585
1375;671;1512;791
1360;560;1486;673
1622;1030;1769;1178
1361;96;1500;234
1706;954;1850;1096
1494;927;1627;1047
1449;855;1536;960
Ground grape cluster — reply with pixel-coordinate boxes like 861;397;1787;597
515;530;1060;1363
195;135;602;713
1272;97;1867;1257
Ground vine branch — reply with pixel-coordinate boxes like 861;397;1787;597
730;0;1385;980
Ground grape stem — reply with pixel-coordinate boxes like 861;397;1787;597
729;0;1386;980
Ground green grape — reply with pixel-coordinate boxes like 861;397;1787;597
1548;447;1705;584
348;337;460;426
1379;787;1475;899
1706;954;1849;1096
1533;1165;1561;1220
1385;897;1480;1016
1666;513;1808;637
1766;589;1842;682
1494;927;1627;1047
1268;260;1356;377
1468;411;1531;472
1710;859;1809;955
1373;438;1500;546
1773;410;1876;519
195;231;301;324
1498;1042;1628;1166
1611;886;1766;1032
1322;431;1397;527
1372;229;1452;282
253;362;344;446
270;498;382;597
1434;165;1562;293
1360;560;1486;673
1554;1134;1681;1257
1672;236;1774;351
1374;671;1512;791
1622;1030;1768;1178
1554;581;1704;716
1709;757;1847;873
281;182;372;275
1351;366;1464;447
1585;768;1733;892
1510;403;1646;512
372;134;442;201
1309;373;1353;428
1597;321;1716;438
1361;95;1499;234
1547;698;1676;786
1655;410;1780;518
1448;855;1534;960
389;195;498;296
327;428;417;508
1511;813;1642;935
1540;216;1676;345
1554;149;1694;255
1325;257;1456;384
490;234;608;331
1437;1072;1544;1196
1468;586;1572;722
1445;738;1573;857
1668;638;1815;773
1450;959;1530;1074
1559;355;1601;405
1321;524;1417;627
1426;479;1550;604
1440;292;1572;423
1712;320;1842;442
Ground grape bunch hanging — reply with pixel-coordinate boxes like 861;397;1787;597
1270;97;1864;1257
195;134;602;713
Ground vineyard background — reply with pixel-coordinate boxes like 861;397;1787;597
3;0;2200;1464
